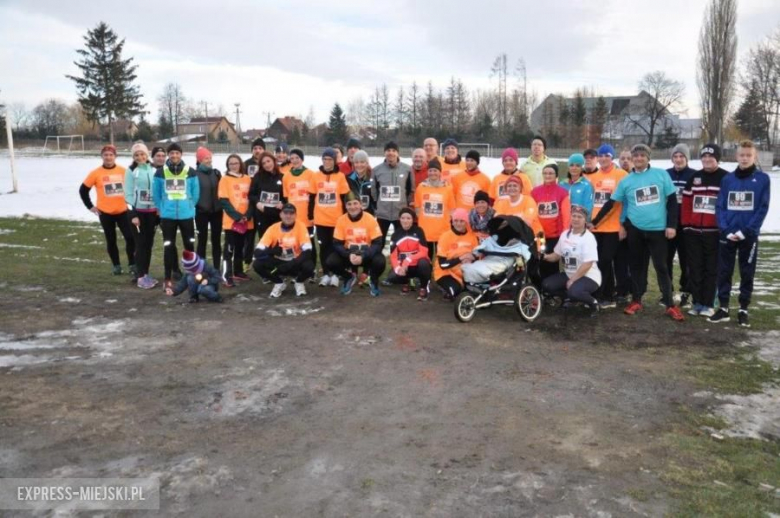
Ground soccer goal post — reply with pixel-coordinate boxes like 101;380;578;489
4;109;18;193
43;135;85;153
439;142;492;158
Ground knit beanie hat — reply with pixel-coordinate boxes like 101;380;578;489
131;142;149;156
501;148;519;162
322;147;337;161
451;208;469;222
543;163;559;175
251;138;266;150
570;205;589;218
465;150;480;164
290;148;304;161
195;146;212;163
101;144;117;155
384;141;399;152
427;158;442;171
353;150;370;163
181;250;204;275
671;143;690;161
150;146;166;157
631;143;651;157
346;138;362;150
473;190;490;205
398;207;416;221
699;143;722;162
345;190;360;203
583;148;598;158
166;143;183;154
505;175;523;189
597;144;615;157
568;153;585;166
275;142;289;153
442;138;458;150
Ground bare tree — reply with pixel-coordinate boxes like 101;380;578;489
158;83;187;134
7;102;29;131
346;96;368;135
626;71;686;146
697;0;738;144
491;53;508;135
405;81;422;136
394;86;406;133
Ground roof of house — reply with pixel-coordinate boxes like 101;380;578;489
187;117;226;124
271;116;305;132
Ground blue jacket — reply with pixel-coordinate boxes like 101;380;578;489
716;165;771;238
153;159;200;220
559;176;594;217
125;162;157;213
666;165;696;213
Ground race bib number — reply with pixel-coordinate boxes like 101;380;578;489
103;175;124;197
593;190;611;207
346;227;368;248
318;192;337;206
360;195;370;210
563;253;578;275
277;235;298;261
259;191;280;207
138;189;151;203
538;201;559;218
247;165;259;178
634;185;660;206
727;191;754;211
692;195;717;215
423;201;444;217
380;185;401;202
676;186;684;204
165;178;187;199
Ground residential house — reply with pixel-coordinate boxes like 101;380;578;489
177;116;239;145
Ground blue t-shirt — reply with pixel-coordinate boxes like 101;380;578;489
612;167;676;231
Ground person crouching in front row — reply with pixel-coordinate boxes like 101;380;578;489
165;250;223;303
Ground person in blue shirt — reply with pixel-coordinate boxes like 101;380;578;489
559;153;594;217
591;144;685;321
708;140;771;328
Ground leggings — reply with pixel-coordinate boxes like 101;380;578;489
254;256;315;283
436;275;463;297
326;252;387;284
222;229;247;279
130;211;157;277
99;212;135;267
542;272;599;305
161;218;195;279
316;226;336;275
307;227;318;272
378;219;399;248
195;210;223;268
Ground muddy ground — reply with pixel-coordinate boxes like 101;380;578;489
0;279;758;517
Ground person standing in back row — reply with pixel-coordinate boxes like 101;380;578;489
709;140;771;328
451;150;491;211
665;144;696;307
219;154;253;287
80;144;135;276
521;135;556;188
125;142;159;289
194;146;222;270
440;138;465;184
371;141;413;245
243;138;266;265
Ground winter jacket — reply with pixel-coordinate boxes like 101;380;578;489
171;263;222;296
249;170;286;225
531;183;571;239
558;176;594;218
153;160;199;220
195;164;222;213
371;159;413;221
681;167;728;233
666;165;696;225
389;225;429;270
125;162;157;214
346;171;376;215
716;165;771;238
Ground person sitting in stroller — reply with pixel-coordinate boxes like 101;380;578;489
461;215;536;285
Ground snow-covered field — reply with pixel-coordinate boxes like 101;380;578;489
0;153;778;232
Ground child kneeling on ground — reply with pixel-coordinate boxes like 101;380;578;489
165;250;224;303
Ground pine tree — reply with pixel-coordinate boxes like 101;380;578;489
327;103;348;145
733;81;768;141
157;113;174;139
136;115;154;141
655;125;680;149
66;22;144;144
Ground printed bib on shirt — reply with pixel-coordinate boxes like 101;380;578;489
593;190;611;207
360;195;370;210
538;201;559;218
279;235;299;261
563;253;579;275
138;189;152;203
727;191;754;211
634;185;660;206
423;193;444;217
103;175;124;197
247;165;259;178
675;186;684;204
380;185;401;202
692;195;717;215
165;178;187;199
260;191;280;207
317;182;337;206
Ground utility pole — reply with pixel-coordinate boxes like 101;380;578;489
202;100;210;144
2;107;18;193
263;111;274;130
234;103;242;134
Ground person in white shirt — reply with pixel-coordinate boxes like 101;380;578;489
541;204;601;316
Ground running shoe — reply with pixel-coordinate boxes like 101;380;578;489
624;301;643;315
737;309;750;328
666;306;685;321
341;273;357;295
708;308;730;323
270;282;287;298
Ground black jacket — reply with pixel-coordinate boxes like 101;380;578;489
249;171;286;224
196;166;222;213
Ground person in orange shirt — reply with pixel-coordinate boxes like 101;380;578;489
493;175;543;236
218;154;253;287
79;144;135;275
489;147;532;203
583;144;629;308
309;148;351;287
414;158;457;260
253;203;314;298
451;150;491;210
328;193;386;297
434;208;479;299
282;148;317;276
440;138;465;183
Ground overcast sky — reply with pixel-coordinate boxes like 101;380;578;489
1;0;779;129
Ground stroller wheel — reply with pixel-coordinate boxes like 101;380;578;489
454;292;478;323
515;284;542;322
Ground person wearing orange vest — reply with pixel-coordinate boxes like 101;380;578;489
414;158;457;260
253;203;314;298
79;144;135;276
440;138;465;183
451;150;491;210
218;154;253;287
489;147;532;203
531;163;571;280
493;175;544;236
434;208;479;300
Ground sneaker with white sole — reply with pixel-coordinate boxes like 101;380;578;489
329;274;341;287
699;306;715;318
738;309;750;328
688;303;703;316
270;282;287;298
319;274;331;287
708;307;730;323
341;273;357;295
294;282;307;297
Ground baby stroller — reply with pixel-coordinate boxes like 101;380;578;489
454;215;543;323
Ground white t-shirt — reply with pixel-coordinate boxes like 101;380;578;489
553;230;601;286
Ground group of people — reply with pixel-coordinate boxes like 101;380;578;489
79;135;770;325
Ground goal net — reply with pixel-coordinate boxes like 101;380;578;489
440;142;492;158
43;135;85;153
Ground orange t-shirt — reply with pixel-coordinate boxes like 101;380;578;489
283;169;314;226
441;158;465;184
279;163;292;176
334;212;382;251
489;171;533;201
218;174;254;230
493;195;544;236
309;171;350;227
586;168;628;233
259;221;311;260
434;229;479;284
414;183;457;243
82;165;128;215
451;170;491;210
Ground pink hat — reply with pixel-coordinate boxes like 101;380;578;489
505;175;522;187
501;147;519;162
196;146;212;163
451;208;469;222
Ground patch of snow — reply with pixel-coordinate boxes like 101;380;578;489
58;297;81;304
0;229;16;235
0;243;43;249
